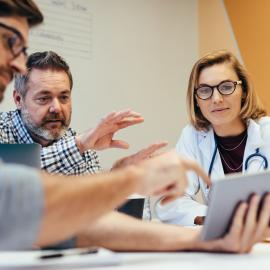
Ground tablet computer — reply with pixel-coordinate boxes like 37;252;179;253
0;144;41;168
201;170;270;241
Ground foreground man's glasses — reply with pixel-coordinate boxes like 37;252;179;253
0;22;28;59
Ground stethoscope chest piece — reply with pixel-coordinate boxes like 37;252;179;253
244;148;268;171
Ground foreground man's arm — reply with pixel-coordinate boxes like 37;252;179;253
35;166;142;246
35;150;209;248
75;194;270;253
0;163;149;250
76;211;200;251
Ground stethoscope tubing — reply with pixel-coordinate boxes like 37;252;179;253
244;148;268;171
208;145;268;176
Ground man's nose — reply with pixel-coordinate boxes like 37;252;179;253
49;99;61;113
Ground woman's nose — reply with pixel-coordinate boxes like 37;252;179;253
211;88;223;104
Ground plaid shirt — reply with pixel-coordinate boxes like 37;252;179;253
0;110;101;175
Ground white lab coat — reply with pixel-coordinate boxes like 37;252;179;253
155;117;270;226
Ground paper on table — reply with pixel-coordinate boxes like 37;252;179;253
0;248;120;268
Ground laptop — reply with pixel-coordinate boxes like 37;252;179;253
117;194;145;219
0;144;41;168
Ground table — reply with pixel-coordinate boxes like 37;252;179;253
87;243;270;270
1;243;269;269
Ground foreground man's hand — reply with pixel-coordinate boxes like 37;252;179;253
190;194;270;253
135;150;210;201
76;109;144;153
111;141;168;170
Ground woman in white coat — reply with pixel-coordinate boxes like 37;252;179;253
155;50;270;226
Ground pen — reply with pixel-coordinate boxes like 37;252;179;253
39;247;98;260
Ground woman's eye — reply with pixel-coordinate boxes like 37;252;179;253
199;87;211;94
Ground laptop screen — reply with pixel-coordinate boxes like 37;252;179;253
0;144;41;168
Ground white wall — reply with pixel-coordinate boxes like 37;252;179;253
2;0;199;168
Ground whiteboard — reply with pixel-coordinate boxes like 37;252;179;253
2;0;199;168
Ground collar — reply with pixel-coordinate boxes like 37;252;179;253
198;127;216;167
246;119;264;149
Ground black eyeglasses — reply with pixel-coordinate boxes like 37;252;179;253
195;80;242;100
0;22;28;59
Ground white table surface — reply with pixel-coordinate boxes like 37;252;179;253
68;243;270;270
1;243;269;270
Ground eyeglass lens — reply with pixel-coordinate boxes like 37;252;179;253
8;35;27;57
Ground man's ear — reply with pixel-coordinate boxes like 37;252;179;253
13;90;23;110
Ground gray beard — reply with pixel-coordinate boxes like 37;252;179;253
20;109;68;142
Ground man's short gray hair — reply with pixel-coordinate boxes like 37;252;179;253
14;73;30;97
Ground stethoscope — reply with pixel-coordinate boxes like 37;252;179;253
208;140;268;176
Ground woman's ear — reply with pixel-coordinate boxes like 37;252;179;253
242;91;247;101
241;91;247;107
